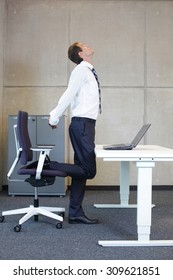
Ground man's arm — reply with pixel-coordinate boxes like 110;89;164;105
49;66;84;127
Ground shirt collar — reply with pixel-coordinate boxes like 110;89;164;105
80;61;93;70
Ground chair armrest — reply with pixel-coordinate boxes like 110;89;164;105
31;144;55;179
31;145;56;179
31;146;54;152
37;144;55;148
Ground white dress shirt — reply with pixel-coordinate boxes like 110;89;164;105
49;61;99;125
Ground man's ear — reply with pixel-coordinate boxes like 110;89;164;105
78;51;83;59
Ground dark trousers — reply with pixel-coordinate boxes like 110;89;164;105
50;117;96;216
69;117;96;216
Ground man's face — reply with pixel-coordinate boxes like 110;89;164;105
78;43;95;59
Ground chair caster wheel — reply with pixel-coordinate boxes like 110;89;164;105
14;225;21;232
0;216;4;223
56;222;62;229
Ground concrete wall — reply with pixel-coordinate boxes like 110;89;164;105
1;0;173;187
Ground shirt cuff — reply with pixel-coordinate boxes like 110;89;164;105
49;116;59;126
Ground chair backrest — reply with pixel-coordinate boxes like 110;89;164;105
17;111;33;165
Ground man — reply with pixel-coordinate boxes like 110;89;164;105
49;42;101;224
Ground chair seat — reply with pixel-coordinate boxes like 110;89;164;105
18;160;67;177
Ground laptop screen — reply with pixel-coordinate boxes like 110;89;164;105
131;124;151;147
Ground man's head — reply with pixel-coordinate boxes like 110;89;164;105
68;42;94;64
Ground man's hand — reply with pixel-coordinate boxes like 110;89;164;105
48;118;57;129
49;124;57;129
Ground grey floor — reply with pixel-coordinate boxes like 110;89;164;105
0;187;173;260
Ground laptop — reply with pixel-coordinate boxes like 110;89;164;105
103;124;151;150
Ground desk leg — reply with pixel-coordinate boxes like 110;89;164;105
136;161;155;241
120;161;131;206
94;161;137;208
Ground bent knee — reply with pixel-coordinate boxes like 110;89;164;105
85;169;96;179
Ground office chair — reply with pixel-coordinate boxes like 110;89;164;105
0;110;67;232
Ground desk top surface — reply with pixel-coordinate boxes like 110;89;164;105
95;145;173;161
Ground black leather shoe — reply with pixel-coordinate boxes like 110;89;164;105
68;215;99;224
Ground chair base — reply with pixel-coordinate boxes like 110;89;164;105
2;205;65;226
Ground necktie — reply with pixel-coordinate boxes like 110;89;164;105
92;68;102;114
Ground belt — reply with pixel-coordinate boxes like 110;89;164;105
72;117;96;124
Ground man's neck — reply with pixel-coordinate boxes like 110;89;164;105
83;53;94;64
84;58;92;64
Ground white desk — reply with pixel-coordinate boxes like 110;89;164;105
95;145;173;246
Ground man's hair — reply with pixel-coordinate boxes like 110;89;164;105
68;42;83;64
